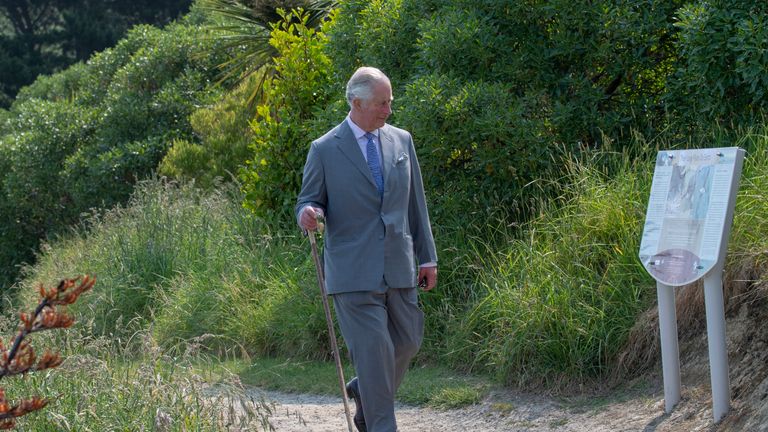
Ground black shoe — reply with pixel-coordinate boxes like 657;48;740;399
345;377;367;432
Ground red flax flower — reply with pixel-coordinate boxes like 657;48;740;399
0;275;94;429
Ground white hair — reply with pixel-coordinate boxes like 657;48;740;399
345;67;390;108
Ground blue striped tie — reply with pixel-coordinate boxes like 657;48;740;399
365;132;384;197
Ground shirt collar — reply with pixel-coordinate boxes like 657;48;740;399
346;115;378;140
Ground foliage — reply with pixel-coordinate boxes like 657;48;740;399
396;73;557;222
716;124;768;290
443;150;653;385
240;9;334;221
667;1;768;124
322;0;684;222
196;0;334;106
5;0;768;392
20;180;334;361
159;73;260;188
0;0;194;107
18;124;768;388
159;0;336;189
0;100;98;286
0;276;93;429
0;19;228;290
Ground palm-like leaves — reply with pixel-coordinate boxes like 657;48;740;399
198;0;335;105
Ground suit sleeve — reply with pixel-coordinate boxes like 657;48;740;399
295;141;327;227
406;134;438;265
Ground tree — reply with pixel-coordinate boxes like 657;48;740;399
0;0;194;107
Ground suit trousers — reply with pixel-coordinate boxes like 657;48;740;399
332;284;424;432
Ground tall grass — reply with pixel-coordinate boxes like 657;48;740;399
438;147;655;387
707;126;768;323
0;313;272;431
436;125;768;389
20;180;335;360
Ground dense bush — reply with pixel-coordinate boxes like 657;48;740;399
667;2;768;124
159;74;260;188
0;17;229;290
396;74;556;221
322;0;683;222
61;24;225;210
0;100;98;285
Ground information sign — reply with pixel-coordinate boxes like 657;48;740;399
639;147;745;286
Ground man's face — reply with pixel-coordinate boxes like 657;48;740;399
353;80;392;132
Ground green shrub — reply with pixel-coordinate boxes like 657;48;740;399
668;2;768;124
0;19;228;290
159;73;260;188
241;9;334;222
0;100;99;287
61;24;224;212
417;7;511;81
397;73;557;222
13;62;90;103
321;0;683;220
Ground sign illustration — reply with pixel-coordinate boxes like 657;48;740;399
639;147;744;286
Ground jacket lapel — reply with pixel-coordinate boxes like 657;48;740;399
335;121;378;189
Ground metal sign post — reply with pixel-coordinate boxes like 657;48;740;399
703;261;729;421
656;281;681;413
639;147;745;423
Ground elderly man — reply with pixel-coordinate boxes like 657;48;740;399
295;66;438;432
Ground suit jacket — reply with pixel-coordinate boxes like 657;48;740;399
296;120;438;294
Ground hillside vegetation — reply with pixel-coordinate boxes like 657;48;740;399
2;0;768;429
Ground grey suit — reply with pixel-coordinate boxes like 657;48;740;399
296;119;437;431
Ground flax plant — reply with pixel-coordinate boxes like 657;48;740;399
0;276;94;429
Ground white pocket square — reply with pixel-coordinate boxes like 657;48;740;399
397;153;408;163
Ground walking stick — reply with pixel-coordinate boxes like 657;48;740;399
307;219;355;432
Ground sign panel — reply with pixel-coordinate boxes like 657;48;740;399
639;147;745;286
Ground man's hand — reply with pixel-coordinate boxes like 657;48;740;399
300;206;324;232
417;266;437;291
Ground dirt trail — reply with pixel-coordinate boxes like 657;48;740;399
220;283;768;432
244;381;720;432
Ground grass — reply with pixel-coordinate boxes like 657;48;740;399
439;148;656;387
18;180;334;361
0;316;273;431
